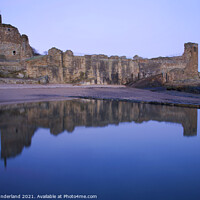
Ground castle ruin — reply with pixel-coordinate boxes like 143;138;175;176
0;15;198;85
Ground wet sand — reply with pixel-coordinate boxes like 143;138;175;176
0;84;200;107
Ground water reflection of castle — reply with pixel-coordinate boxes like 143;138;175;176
0;100;198;166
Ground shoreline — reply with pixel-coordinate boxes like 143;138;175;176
0;84;200;108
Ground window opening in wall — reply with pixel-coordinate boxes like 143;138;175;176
194;47;197;52
13;51;16;55
8;28;10;31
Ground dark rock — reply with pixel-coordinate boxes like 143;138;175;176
38;75;49;84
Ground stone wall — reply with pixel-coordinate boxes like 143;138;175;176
0;15;33;61
0;15;199;85
0;61;25;78
0;24;22;61
23;42;198;85
167;43;199;83
24;42;198;85
25;48;63;83
62;52;139;84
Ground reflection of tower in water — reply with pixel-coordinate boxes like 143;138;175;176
0;121;36;168
0;100;198;168
4;157;7;168
0;130;5;168
0;130;6;168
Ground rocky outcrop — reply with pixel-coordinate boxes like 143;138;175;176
127;74;164;88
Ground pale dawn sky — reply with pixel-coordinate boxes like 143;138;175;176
1;0;200;69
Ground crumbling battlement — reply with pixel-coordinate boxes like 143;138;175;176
0;15;198;85
0;15;33;61
25;43;198;85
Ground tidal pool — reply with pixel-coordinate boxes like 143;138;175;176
0;99;199;200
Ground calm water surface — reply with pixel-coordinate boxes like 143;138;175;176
0;99;200;200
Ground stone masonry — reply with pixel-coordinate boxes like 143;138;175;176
0;15;199;85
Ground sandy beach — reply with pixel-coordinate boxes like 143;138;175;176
0;84;200;108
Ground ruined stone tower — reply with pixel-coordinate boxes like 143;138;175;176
183;42;198;78
0;15;33;61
